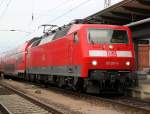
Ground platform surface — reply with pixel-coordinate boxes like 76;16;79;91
130;77;150;99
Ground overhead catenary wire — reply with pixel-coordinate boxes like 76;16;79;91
27;0;74;27
0;0;11;21
36;0;73;19
25;0;92;39
47;0;92;23
0;0;10;21
0;0;5;9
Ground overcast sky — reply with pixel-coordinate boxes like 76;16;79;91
0;0;122;52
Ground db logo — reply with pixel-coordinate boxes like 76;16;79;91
107;51;117;57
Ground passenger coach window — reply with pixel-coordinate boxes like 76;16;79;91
88;29;128;44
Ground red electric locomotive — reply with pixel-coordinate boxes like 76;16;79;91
0;22;137;94
26;23;136;93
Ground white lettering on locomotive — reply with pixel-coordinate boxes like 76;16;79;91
89;50;132;57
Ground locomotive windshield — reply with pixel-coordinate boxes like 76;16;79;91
88;29;128;44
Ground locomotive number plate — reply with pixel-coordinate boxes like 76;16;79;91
107;51;117;57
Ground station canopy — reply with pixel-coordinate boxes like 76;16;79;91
85;0;150;25
84;0;150;39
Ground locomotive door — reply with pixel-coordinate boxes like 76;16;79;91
68;34;74;73
138;44;150;71
68;32;79;73
26;49;30;74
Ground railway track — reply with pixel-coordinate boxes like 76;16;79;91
35;83;150;113
1;79;150;114
63;89;150;113
0;84;63;114
0;103;11;114
114;97;150;111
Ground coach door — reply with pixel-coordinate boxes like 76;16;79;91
26;49;30;73
138;44;150;71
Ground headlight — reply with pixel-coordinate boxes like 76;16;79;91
92;60;98;66
109;45;113;49
125;61;130;66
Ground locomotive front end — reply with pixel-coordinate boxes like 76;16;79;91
82;25;136;93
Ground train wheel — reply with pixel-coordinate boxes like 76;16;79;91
25;74;30;81
57;77;66;88
83;79;100;94
73;78;84;92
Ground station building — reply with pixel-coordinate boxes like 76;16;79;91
85;0;150;77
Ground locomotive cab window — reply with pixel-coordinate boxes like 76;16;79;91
39;33;56;45
111;30;128;44
88;29;128;44
73;32;78;43
32;39;41;47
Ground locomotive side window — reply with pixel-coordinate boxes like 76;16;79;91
73;32;78;43
88;29;128;44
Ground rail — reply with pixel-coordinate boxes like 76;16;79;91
0;83;64;114
0;104;11;114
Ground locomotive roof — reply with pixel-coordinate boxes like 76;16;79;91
40;23;129;39
67;24;129;34
28;23;129;48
